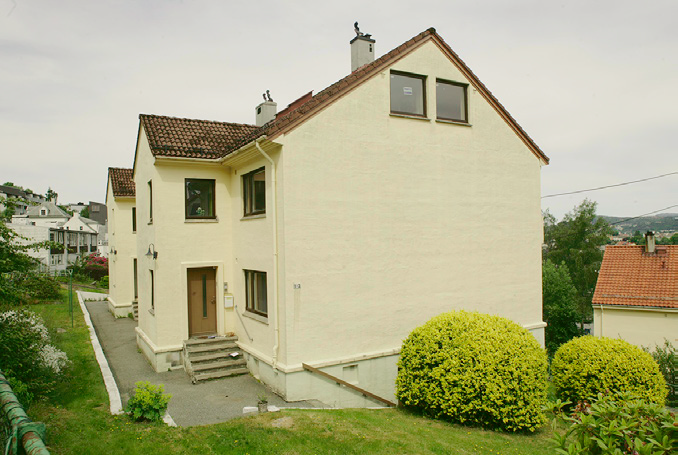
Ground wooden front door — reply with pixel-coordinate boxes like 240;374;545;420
187;267;217;337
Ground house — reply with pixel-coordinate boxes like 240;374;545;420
105;168;137;317
0;185;29;216
12;201;70;227
110;27;549;406
593;232;677;348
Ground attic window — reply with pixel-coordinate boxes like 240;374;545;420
436;79;468;123
390;71;426;117
40;209;47;216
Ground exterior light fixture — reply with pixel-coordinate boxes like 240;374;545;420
146;243;158;259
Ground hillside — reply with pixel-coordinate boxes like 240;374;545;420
599;213;678;235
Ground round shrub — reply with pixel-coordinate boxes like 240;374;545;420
396;310;548;432
552;336;667;406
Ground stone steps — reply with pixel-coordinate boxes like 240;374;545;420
183;335;247;384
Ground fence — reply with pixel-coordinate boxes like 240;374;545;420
0;370;50;455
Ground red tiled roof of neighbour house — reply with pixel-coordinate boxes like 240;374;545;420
228;27;550;164
108;167;135;197
139;114;260;159
592;245;678;309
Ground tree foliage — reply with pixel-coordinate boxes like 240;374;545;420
543;200;613;326
542;260;580;354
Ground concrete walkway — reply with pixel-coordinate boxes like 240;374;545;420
84;300;320;426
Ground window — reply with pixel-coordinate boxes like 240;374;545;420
133;259;138;300
150;270;155;310
148;181;153;223
132;207;137;232
436;79;468;122
242;168;266;216
390;71;426;117
244;270;267;316
185;179;215;219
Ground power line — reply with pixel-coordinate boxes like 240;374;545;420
608;204;678;226
542;171;678;199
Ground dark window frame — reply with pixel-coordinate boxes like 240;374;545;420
244;269;267;317
435;78;469;123
150;270;155;310
184;178;216;220
148;181;153;223
133;258;138;300
132;207;137;232
390;70;427;117
242;167;266;217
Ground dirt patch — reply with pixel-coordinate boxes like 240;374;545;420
271;417;294;428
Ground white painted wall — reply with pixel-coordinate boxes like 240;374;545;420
593;306;678;349
106;180;136;317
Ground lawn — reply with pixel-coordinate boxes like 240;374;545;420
24;290;558;454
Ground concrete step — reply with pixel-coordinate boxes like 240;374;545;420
189;351;243;364
185;335;237;346
192;358;246;373
186;342;238;354
193;367;248;383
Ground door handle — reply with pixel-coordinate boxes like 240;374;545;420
211;297;216;304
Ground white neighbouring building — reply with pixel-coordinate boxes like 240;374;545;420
107;27;549;407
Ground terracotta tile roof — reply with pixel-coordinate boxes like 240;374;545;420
108;167;135;197
593;245;678;309
139;114;259;159
229;27;549;164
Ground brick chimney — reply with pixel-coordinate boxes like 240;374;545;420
350;33;375;72
645;231;656;253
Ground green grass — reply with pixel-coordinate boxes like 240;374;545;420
24;291;558;454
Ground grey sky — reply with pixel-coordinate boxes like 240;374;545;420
1;0;676;219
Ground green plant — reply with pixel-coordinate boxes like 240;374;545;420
552;336;667;406
20;273;61;301
647;339;677;407
7;375;34;410
396;310;548;432
0;309;69;396
549;393;677;454
99;275;109;288
125;381;171;422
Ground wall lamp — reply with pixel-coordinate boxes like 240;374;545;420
145;243;158;260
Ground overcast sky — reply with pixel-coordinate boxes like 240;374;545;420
1;0;676;219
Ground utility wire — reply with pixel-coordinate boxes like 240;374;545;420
542;171;678;199
608;204;678;226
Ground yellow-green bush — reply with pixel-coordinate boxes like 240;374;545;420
396;311;548;432
552;336;667;406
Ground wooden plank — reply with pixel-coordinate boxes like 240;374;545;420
302;363;396;407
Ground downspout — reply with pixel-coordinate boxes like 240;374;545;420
254;139;280;370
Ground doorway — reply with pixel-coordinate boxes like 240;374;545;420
187;267;217;337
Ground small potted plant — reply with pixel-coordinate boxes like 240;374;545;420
257;393;268;413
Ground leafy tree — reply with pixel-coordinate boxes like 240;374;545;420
542;260;580;354
45;187;57;202
543;200;613;328
629;230;644;245
0;196;20;221
80;207;90;218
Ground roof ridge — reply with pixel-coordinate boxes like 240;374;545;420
139;113;257;129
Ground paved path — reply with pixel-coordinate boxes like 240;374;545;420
84;300;319;426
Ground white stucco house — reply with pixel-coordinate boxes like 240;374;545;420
593;233;677;348
108;27;549;406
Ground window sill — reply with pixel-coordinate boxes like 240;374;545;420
148;308;155;316
436;119;472;127
148;221;153;225
243;310;268;325
185;217;219;223
241;213;266;221
389;113;431;122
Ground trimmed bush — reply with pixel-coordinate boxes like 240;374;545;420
126;381;171;422
552;336;667;406
396;310;548;432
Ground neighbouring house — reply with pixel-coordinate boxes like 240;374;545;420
109;27;549;406
12;201;70;227
593;232;677;348
106;168;137;317
0;185;29;216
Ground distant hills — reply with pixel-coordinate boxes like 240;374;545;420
599;213;678;235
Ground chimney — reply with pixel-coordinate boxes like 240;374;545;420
350;25;375;72
255;100;277;127
645;231;656;253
